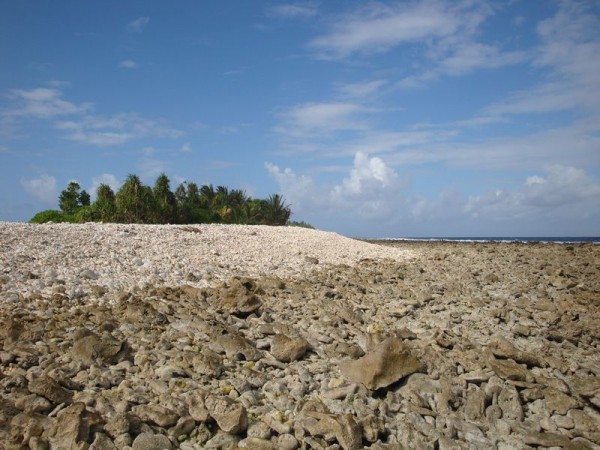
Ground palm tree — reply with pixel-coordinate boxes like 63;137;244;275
153;173;176;223
115;174;154;223
263;194;291;225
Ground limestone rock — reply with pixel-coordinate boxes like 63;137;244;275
71;330;129;368
131;432;173;450
300;411;362;450
104;413;130;438
205;395;248;434
340;337;420;389
131;403;179;427
14;394;52;414
217;278;263;317
488;337;545;367
214;332;263;361
498;385;523;421
237;437;275;449
191;348;223;377
544;388;578;415
43;402;102;450
28;375;73;405
187;390;210;422
89;432;117;450
270;334;310;362
488;358;532;382
463;387;486;422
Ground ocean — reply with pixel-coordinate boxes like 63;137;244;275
377;237;600;245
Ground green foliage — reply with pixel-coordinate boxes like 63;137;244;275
59;182;81;214
29;210;74;223
115;174;155;223
153;173;177;223
288;220;315;229
31;173;300;227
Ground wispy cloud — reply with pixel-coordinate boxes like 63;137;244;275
486;1;600;116
89;173;120;198
310;1;523;86
2;85;183;146
6;88;92;118
119;59;138;69
180;142;192;153
310;2;460;58
56;113;182;146
268;2;318;19
20;174;57;204
127;16;150;33
138;158;169;179
335;79;387;99
276;102;375;138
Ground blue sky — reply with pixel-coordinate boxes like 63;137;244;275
1;0;599;237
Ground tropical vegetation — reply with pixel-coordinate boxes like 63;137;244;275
30;173;298;227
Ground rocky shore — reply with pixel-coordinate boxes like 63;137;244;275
0;223;599;449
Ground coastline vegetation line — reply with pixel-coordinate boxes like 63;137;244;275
29;173;311;228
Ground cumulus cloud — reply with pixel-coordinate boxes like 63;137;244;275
334;152;397;196
265;162;317;213
464;165;600;223
267;152;400;219
20;174;57;204
127;16;150;33
267;153;600;235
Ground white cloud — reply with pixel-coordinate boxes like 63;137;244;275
436;42;525;76
309;1;523;85
89;173;120;199
265;162;317;213
310;1;464;58
268;154;600;235
139;158;169;179
267;152;400;219
269;2;318;19
465;165;600;222
180;142;192;153
277;102;373;137
20;174;57;204
56;113;182;146
335;152;397;195
119;59;138;69
7;88;92;118
487;1;600;116
127;16;150;33
336;80;387;99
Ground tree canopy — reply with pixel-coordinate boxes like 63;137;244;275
30;173;297;227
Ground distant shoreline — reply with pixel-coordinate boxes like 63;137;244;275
361;236;600;245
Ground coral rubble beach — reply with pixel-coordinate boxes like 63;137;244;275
0;223;599;450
